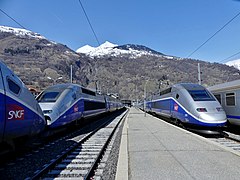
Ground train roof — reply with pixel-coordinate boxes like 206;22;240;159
43;83;99;96
44;83;81;92
176;83;205;91
208;79;240;92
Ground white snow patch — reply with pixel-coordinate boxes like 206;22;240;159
225;59;240;70
0;25;45;39
76;45;95;53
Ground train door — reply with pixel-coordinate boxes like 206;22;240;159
0;65;6;143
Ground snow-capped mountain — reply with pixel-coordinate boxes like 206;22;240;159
225;59;240;70
0;25;46;39
77;41;118;55
76;41;169;59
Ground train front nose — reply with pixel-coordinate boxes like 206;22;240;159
196;106;227;123
198;112;227;122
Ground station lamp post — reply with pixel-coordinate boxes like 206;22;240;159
47;76;63;84
144;79;149;117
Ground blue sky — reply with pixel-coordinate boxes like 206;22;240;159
0;0;240;62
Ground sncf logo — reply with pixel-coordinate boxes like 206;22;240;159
7;104;25;120
174;103;179;111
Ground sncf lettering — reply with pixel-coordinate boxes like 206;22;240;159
8;110;24;120
7;104;25;120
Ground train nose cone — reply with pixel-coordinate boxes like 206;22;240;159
198;112;227;123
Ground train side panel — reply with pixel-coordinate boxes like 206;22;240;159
213;90;240;126
151;98;171;117
226;89;240;125
83;99;106;118
5;96;36;140
50;99;84;128
151;97;226;127
225;90;240;125
1;62;45;142
0;66;6;143
208;80;240;126
3;66;31;141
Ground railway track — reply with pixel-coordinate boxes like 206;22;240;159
209;131;240;152
30;109;128;180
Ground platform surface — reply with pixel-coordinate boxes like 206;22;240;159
116;107;240;180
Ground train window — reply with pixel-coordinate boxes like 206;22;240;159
160;88;172;96
82;88;96;96
188;90;215;101
7;78;21;95
226;93;235;106
84;100;106;111
176;94;179;99
61;92;73;109
37;92;60;102
151;100;170;110
214;94;222;104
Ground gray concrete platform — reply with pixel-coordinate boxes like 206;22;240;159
116;107;240;180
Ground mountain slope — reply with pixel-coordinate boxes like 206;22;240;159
0;26;239;100
0;26;89;88
115;44;164;56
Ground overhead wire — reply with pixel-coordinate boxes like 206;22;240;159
187;11;240;58
77;0;101;46
220;50;240;63
0;8;26;29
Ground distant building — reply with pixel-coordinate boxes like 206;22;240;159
121;99;132;107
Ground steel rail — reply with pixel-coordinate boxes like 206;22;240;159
30;109;128;180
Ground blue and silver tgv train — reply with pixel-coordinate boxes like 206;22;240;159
37;84;122;128
145;83;227;132
208;79;240;126
0;60;45;146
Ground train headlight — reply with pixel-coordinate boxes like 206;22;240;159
196;108;207;112
43;110;53;114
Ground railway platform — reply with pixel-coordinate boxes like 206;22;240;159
116;107;240;180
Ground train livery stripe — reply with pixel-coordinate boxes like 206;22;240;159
227;115;240;120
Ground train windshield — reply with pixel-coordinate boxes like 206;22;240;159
188;90;215;101
37;91;61;102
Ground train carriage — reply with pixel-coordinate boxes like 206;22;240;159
146;83;227;133
0;60;45;146
37;84;107;128
208;79;240;126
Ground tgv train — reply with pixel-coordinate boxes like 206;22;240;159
0;60;45;147
37;84;123;128
145;83;227;133
208;79;240;126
